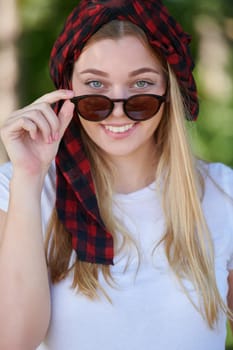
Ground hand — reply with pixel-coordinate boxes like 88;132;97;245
0;90;75;177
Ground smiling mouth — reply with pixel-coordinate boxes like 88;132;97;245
103;124;136;133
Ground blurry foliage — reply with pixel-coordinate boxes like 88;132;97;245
17;0;75;103
16;0;233;166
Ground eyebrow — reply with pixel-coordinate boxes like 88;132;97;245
129;67;160;77
79;67;160;77
79;69;109;77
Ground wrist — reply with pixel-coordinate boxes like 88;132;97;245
10;170;47;196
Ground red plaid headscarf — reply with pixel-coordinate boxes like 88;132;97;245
49;0;199;265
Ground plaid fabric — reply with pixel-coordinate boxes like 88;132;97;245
50;0;199;265
55;118;114;264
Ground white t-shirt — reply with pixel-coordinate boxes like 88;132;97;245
0;161;233;350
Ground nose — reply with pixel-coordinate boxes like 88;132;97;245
110;100;125;118
109;88;128;119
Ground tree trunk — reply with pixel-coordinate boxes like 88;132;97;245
0;0;20;163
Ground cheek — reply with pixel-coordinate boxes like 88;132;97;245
79;117;89;132
79;117;97;140
149;107;164;131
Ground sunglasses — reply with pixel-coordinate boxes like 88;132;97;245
70;93;167;122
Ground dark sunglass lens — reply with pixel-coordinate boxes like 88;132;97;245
126;95;160;120
77;96;112;121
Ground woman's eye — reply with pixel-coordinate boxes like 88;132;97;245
134;80;152;88
88;81;103;88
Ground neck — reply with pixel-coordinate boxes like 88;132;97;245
109;148;158;194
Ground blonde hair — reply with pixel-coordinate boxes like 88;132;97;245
45;20;232;327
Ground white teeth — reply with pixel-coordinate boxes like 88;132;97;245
104;124;134;133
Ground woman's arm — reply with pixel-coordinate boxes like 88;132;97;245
0;183;50;350
0;89;74;350
227;270;233;333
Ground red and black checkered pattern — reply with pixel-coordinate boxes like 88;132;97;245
55;117;114;264
50;0;199;265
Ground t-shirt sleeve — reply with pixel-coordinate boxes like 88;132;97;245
0;162;12;212
206;162;233;270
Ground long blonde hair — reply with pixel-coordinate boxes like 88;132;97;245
45;20;232;327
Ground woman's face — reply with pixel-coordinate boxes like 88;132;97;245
72;35;167;162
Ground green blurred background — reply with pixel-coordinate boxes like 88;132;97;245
0;0;233;347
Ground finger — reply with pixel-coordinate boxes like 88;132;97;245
10;104;60;142
1;117;38;142
36;103;60;139
56;100;75;140
10;90;74;119
7;111;53;144
33;89;74;105
22;111;55;143
23;103;60;138
19;118;38;140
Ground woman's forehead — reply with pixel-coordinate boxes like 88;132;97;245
73;36;164;74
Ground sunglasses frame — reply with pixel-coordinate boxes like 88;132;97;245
70;92;168;122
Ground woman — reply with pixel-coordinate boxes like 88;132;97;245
0;1;232;349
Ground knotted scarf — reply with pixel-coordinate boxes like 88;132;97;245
49;0;199;265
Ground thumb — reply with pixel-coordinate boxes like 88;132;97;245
58;100;75;139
